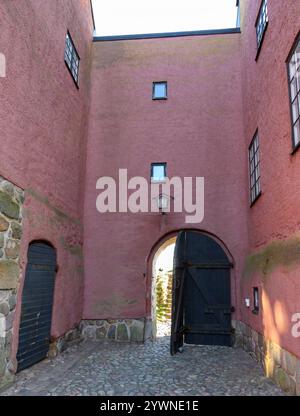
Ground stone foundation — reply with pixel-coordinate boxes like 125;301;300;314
0;176;24;388
48;325;82;358
233;320;300;395
35;318;146;361
80;319;145;343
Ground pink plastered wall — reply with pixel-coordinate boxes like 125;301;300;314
83;34;249;322
0;0;94;358
2;0;299;366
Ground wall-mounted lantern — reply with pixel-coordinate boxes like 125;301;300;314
153;193;174;214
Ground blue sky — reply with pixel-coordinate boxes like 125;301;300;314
92;0;238;36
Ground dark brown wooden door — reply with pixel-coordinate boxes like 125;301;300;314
17;242;56;371
170;231;233;355
170;231;186;355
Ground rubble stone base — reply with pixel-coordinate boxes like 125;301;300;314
80;318;145;343
233;320;300;395
0;177;24;389
48;325;82;358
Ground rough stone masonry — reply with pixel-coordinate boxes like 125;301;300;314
0;176;24;389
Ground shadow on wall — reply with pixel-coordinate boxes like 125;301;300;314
260;290;299;395
238;235;300;395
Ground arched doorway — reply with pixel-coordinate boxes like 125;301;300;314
17;241;57;371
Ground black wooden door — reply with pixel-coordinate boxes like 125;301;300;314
171;231;232;355
17;242;56;371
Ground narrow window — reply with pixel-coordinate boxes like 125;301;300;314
64;31;80;86
287;33;300;151
253;287;259;314
255;0;268;55
151;163;167;182
153;82;167;100
249;131;261;205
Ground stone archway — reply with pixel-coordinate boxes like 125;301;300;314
146;229;235;343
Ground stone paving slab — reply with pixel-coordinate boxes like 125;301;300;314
0;337;284;396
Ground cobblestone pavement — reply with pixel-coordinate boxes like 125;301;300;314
1;336;284;396
156;321;171;337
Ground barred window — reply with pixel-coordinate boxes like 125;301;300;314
64;32;80;86
255;0;268;50
288;34;300;149
249;131;261;205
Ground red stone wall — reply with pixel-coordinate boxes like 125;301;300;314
239;0;300;359
83;34;249;323
0;0;94;364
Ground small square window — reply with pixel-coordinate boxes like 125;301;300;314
153;82;167;100
64;31;80;86
253;287;259;314
151;163;167;182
